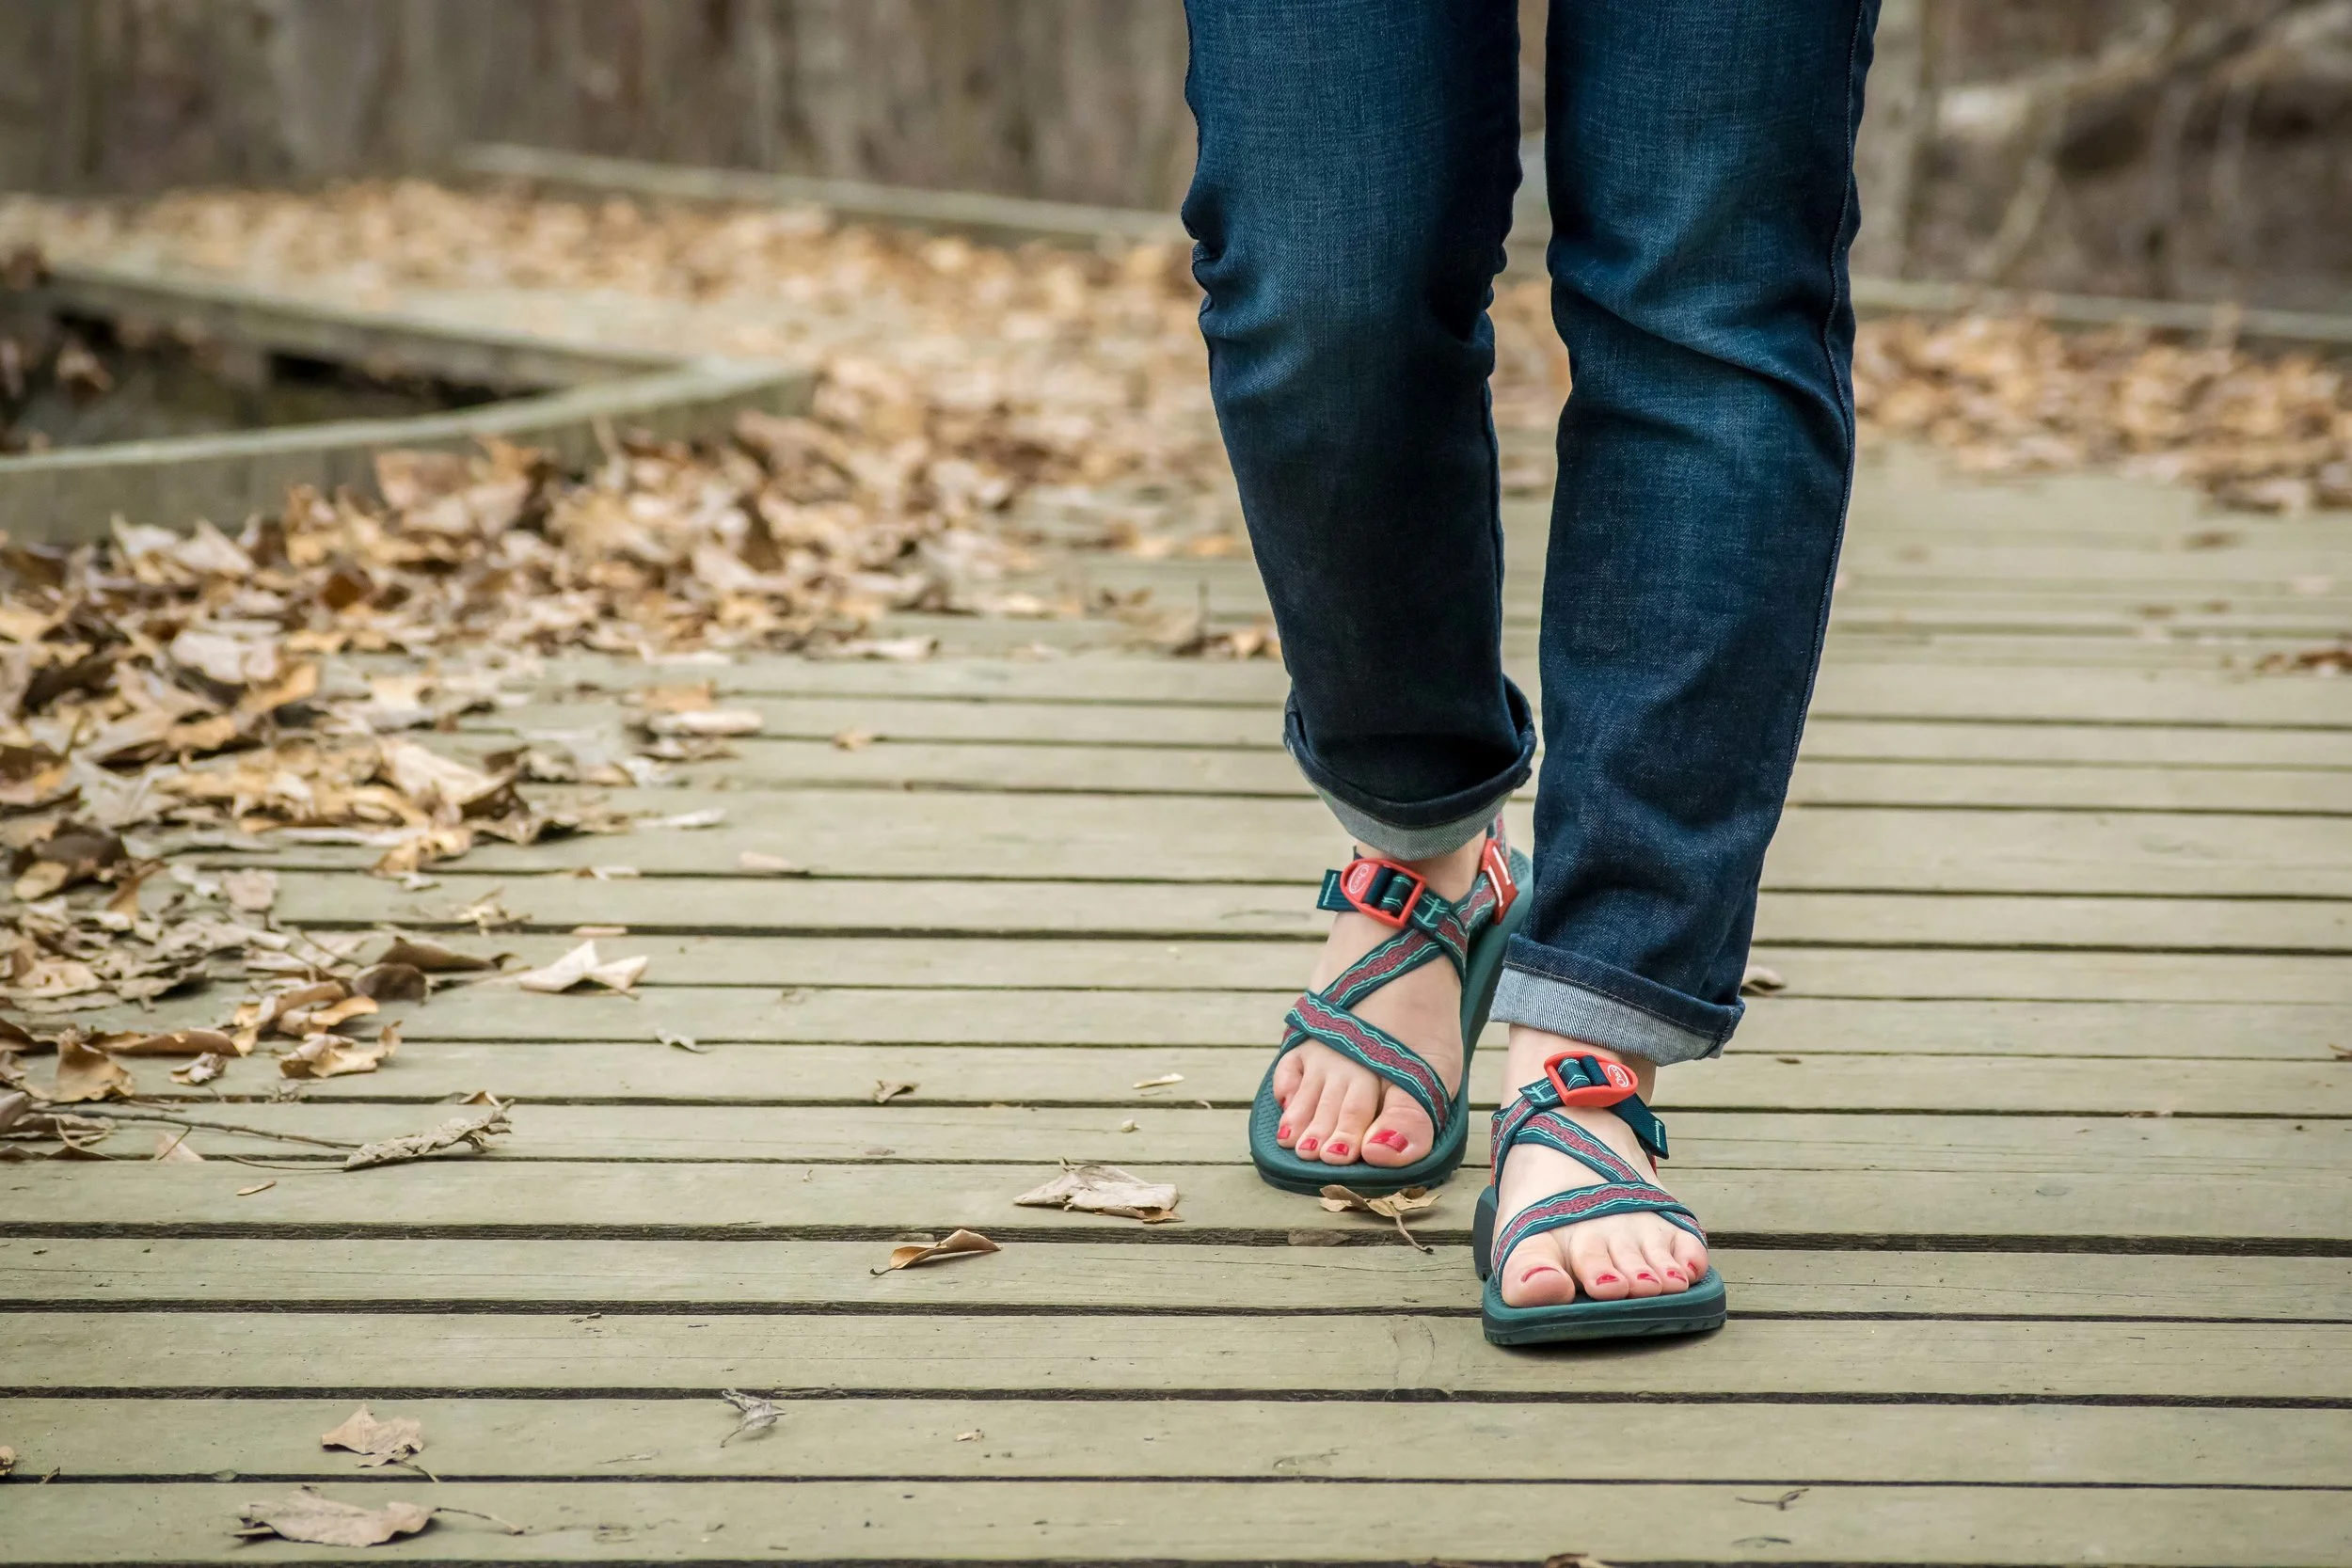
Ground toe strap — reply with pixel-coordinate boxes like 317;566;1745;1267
1491;1181;1708;1275
1281;992;1449;1129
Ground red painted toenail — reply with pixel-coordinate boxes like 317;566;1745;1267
1594;1274;1619;1284
1369;1129;1406;1149
1278;1124;1291;1140
1636;1272;1656;1281
1298;1137;1318;1153
1520;1265;1561;1281
1327;1141;1350;1158
1665;1268;1684;1279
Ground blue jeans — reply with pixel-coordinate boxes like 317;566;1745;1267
1183;0;1877;1066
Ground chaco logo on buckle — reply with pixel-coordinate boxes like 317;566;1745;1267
1339;859;1425;928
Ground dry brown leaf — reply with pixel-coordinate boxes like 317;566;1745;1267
0;1445;13;1476
1318;1184;1439;1252
718;1388;782;1447
1739;964;1787;997
305;994;381;1032
1132;1073;1184;1090
151;1128;203;1163
738;850;806;875
645;709;763;737
638;808;726;831
509;941;647;994
837;636;936;662
873;1228;998;1274
352;962;429;1001
342;1099;511;1169
1013;1161;1181;1224
218;867;278;914
170;1053;228;1085
830;729;879;751
43;1037;133;1104
110;1029;236;1058
1543;1555;1622;1568
320;1405;424;1467
872;1080;918;1104
279;1029;398;1079
377;936;505;973
237;1180;275;1196
235;1490;434;1547
659;1030;707;1053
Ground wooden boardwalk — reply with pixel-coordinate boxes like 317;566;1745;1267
4;447;2350;1563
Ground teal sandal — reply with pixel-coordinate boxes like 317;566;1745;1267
1472;1052;1727;1345
1248;828;1531;1196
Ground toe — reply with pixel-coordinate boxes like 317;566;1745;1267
1639;1226;1692;1294
1498;1230;1578;1307
1272;1049;1306;1109
1670;1227;1711;1284
1359;1096;1434;1166
1566;1225;1629;1300
1295;1074;1346;1162
1612;1232;1664;1297
1274;1059;1323;1148
1320;1072;1381;1164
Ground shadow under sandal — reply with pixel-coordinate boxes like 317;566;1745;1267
1249;830;1531;1196
1472;1053;1729;1345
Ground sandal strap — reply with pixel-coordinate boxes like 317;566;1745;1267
1281;991;1450;1127
1491;1180;1708;1273
1493;1054;1671;1163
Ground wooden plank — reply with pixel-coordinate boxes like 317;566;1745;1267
6;1398;2344;1486
474;700;2352;767
200;791;2352;895
529;654;2352;727
10;1158;2331;1243
8;1311;2344;1400
420;734;2352;813
2;1479;2342;1566
262;876;2352;957
71;1103;2344;1177
87;1041;2352;1117
80;990;2352;1062
6;1240;2344;1321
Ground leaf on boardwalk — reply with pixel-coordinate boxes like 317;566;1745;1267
170;1053;228;1085
637;807;727;831
1014;1161;1181;1224
507;941;647;994
2328;1043;2350;1061
218;868;278;914
660;1031;707;1053
235;1489;434;1546
237;1180;275;1196
1739;964;1787;996
1132;1073;1184;1090
151;1128;203;1163
0;1445;13;1476
321;1405;424;1467
1318;1185;1438;1252
378;936;508;974
873;1227;999;1275
43;1037;132;1103
1543;1555;1622;1568
830;728;879;751
342;1099;511;1170
109;1029;236;1057
836;636;936;662
280;1027;399;1079
738;850;806;875
872;1080;917;1104
352;962;429;1001
718;1388;783;1447
644;708;764;737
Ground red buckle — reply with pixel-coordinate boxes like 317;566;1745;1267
1338;858;1425;928
1543;1051;1638;1108
1480;837;1518;915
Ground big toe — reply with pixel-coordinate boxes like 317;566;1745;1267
1359;1099;1436;1167
1496;1230;1578;1307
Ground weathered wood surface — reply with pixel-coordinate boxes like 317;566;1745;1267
7;462;2350;1566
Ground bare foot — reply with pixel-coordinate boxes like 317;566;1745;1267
1490;1026;1710;1306
1270;835;1484;1167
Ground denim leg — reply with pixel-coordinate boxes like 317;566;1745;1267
1488;0;1880;1066
1182;0;1536;862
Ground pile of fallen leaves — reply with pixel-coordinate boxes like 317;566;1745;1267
1853;312;2352;514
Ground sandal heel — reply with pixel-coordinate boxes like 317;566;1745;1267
1470;1185;1496;1280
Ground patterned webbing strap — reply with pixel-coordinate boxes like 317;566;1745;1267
1276;839;1514;1131
1486;1065;1705;1274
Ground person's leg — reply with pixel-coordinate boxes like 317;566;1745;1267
1183;0;1529;1167
1489;0;1881;1305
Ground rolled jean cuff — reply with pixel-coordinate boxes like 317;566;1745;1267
1283;685;1535;862
1489;939;1740;1067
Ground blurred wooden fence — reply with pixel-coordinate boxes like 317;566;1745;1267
0;0;1198;209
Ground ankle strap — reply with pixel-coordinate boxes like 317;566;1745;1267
1495;1052;1671;1164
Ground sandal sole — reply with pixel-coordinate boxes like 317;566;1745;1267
1472;1184;1728;1345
